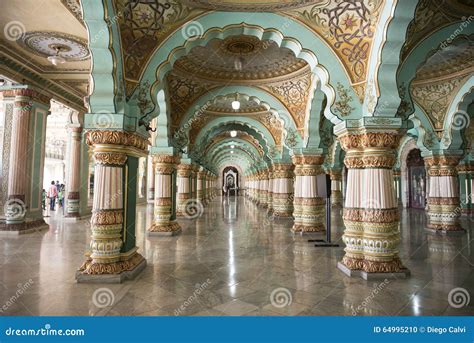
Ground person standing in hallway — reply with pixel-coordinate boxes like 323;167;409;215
47;181;58;211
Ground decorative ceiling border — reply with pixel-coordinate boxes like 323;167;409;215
60;0;85;27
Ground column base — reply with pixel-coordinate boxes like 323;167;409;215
147;221;182;236
337;261;410;280
0;218;49;235
337;256;410;280
76;253;147;284
291;223;325;234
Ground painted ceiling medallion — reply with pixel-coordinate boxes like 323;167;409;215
181;0;324;12
19;31;90;61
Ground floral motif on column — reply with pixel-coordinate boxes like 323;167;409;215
258;169;269;207
148;154;181;234
78;130;147;276
292;155;325;233
330;169;343;207
338;132;408;275
272;163;295;217
425;155;463;232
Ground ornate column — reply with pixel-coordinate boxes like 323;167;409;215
76;130;147;283
292;155;325;233
424;155;463;233
148;154;181;235
190;164;198;201
272;163;294;217
458;162;473;216
65;124;83;218
146;155;155;204
337;131;409;279
393;168;402;206
259;168;268;207
2;88;50;232
330;169;343;207
197;169;206;203
176;163;192;217
267;167;274;214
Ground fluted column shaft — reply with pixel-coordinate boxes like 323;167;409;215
77;130;147;280
458;163;473;215
425;155;462;232
267;168;274;213
272;163;295;217
338;132;408;277
148;154;181;235
4;88;49;230
65;126;82;217
292;155;325;233
176;164;193;216
197;171;205;203
330;169;343;207
146;155;155;203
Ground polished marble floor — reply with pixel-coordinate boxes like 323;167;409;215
0;196;473;316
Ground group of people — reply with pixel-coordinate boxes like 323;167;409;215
42;181;66;211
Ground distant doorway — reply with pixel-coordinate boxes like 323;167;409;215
407;149;426;209
222;166;239;196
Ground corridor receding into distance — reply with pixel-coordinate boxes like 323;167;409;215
0;0;473;318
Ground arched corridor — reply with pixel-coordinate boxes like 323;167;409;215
0;0;473;319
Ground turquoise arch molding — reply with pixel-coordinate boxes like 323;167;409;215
195;119;275;153
177;87;295;140
210;143;260;162
204;138;265;160
177;86;301;151
397;23;474;119
370;0;418;117
191;125;269;163
135;16;357;123
444;76;474;151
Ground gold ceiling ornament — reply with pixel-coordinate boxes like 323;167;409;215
172;35;308;82
283;0;384;84
400;0;471;62
113;0;207;95
411;73;469;130
263;70;313;130
415;35;474;81
180;0;324;12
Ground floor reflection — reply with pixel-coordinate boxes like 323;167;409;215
0;196;472;316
